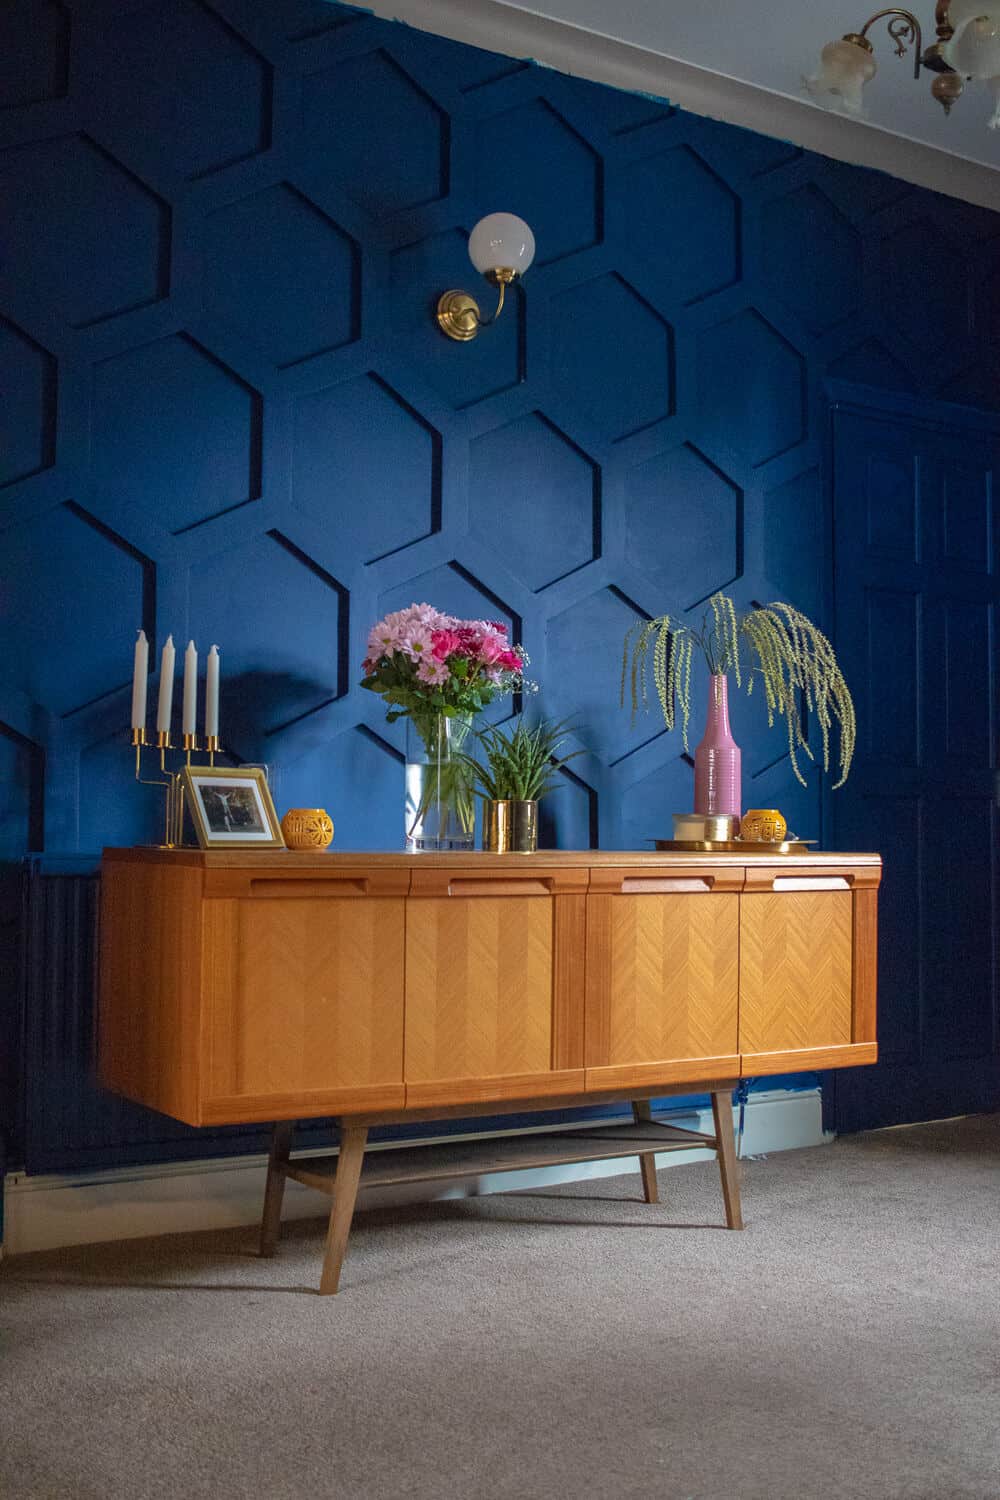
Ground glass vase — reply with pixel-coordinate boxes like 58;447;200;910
405;712;475;852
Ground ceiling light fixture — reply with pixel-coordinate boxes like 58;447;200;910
436;212;535;342
806;3;1000;124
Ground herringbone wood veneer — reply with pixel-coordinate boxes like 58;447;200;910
739;891;853;1056
589;894;739;1067
205;897;406;1097
405;897;555;1084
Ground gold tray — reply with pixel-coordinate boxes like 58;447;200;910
651;838;817;854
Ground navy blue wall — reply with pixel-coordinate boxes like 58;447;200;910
2;0;999;1170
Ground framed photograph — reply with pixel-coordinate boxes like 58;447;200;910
181;765;285;850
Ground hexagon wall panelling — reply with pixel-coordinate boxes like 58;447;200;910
0;0;995;867
301;48;447;218
551;274;675;442
0;504;145;717
90;0;273;182
625;443;741;607
0;317;56;489
203;184;360;368
292;373;440;560
0;0;69;109
624;146;739;306
0;134;170;328
475;99;602;266
469;413;599;590
2;0;1000;1171
762;184;861;335
91;334;262;534
696;309;806;467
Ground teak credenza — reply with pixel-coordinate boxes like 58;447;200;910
98;847;881;1292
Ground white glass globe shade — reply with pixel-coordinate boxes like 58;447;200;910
805;38;877;115
943;5;1000;78
468;213;536;277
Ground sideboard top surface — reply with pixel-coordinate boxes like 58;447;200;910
103;847;882;870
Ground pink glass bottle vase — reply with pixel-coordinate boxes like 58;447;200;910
694;673;741;824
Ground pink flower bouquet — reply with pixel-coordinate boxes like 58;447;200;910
362;603;528;850
361;602;526;726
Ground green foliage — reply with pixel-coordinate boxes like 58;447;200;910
458;718;584;802
622;591;856;788
360;654;488;725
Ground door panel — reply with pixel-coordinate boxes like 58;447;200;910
832;399;1000;1131
739;891;853;1060
585;889;740;1089
203;896;406;1117
403;880;586;1105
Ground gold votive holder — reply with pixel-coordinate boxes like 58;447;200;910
740;808;787;842
281;808;335;851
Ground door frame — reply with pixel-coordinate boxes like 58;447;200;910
821;379;1000;1133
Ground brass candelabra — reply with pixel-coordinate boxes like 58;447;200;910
131;727;219;848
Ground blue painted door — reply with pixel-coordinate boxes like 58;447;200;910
830;392;1000;1132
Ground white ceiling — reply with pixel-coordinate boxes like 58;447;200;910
369;0;1000;207
494;0;1000;172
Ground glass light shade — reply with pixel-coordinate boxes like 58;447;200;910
804;38;877;115
467;213;536;277
943;4;1000;78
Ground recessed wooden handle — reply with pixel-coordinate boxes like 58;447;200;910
588;865;745;894
203;869;411;899
619;876;715;894
743;866;878;892
249;878;370;898
409;868;588;897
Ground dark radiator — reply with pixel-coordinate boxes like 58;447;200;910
15;859;275;1174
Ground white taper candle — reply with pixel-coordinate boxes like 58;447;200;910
205;644;220;739
131;629;149;731
156;634;175;734
182;640;198;736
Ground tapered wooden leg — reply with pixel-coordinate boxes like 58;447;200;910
259;1121;294;1257
711;1089;743;1230
632;1099;660;1204
319;1125;368;1296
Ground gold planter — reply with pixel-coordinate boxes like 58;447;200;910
281;807;335;851
482;799;538;854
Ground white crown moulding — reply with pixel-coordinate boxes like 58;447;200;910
367;0;1000;211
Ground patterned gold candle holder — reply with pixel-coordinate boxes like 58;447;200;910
281;808;334;851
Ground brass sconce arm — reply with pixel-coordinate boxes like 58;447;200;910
436;269;517;342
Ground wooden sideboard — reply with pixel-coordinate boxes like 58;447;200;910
98;846;880;1291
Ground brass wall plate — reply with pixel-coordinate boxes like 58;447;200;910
437;289;481;341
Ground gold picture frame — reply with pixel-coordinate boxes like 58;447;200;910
181;765;285;850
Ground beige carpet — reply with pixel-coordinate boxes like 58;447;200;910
2;1114;999;1500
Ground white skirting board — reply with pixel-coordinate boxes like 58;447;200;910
1;1089;826;1256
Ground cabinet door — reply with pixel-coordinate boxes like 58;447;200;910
201;868;408;1122
404;868;587;1107
739;867;879;1074
585;867;742;1091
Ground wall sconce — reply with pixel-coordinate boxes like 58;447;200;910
436;212;536;342
806;4;1000;122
